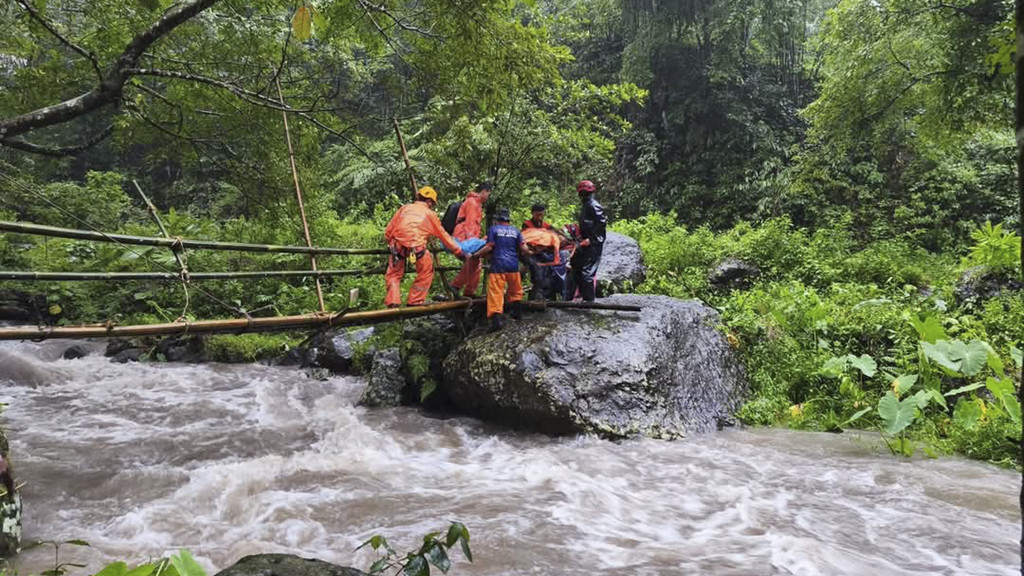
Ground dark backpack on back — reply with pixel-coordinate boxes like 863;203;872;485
441;201;463;235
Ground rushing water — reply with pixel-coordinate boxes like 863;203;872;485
0;339;1019;576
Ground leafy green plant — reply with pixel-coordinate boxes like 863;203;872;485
967;221;1021;273
358;523;473;576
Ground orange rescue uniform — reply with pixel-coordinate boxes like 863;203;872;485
487;272;523;317
521;227;562;265
383;201;463;307
450;191;485;296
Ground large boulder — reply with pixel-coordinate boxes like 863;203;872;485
214;554;367;576
441;294;746;438
708;257;760;290
0;290;46;323
596;232;645;295
954;266;1022;306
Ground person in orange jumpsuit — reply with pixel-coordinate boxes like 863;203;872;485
383;187;466;308
449;181;492;297
472;207;529;332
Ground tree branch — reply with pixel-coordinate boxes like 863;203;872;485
15;0;103;80
0;125;113;156
0;0;222;143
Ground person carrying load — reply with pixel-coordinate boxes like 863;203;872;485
521;203;570;300
447;181;493;297
521;226;570;301
471;207;528;332
566;180;606;302
383;186;466;308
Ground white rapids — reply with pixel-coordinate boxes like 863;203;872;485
0;339;1019;576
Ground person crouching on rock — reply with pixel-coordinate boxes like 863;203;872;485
522;224;569;301
471;207;528;332
383;186;467;308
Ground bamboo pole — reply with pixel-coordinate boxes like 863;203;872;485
0;300;643;341
0;266;464;282
0;221;390;255
392;117;457;299
276;77;325;312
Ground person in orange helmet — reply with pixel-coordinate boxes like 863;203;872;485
383;187;467;308
448;181;493;297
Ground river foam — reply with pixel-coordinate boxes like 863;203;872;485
0;340;1019;575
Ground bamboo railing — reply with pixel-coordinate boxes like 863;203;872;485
0;220;390;255
0;267;462;282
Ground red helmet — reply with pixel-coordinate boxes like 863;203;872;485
576;180;596;194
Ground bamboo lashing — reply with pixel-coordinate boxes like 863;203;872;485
0;300;642;341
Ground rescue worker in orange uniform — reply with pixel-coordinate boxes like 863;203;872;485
383;187;466;308
449;182;492;297
472;207;528;332
522;203;570;300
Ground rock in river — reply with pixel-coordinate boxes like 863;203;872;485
214;554;367;576
441;294;746;438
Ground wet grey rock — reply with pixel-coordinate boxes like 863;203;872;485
596;232;646;295
0;290;45;323
110;348;143;364
442;294;747;438
61;344;89;360
302;327;376;373
214;554;367;576
157;336;206;363
709;258;760;290
954;266;1022;306
359;348;404;407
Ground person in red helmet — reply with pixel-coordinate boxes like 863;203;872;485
566;179;606;302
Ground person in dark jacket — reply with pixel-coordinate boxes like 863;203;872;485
566;180;606;302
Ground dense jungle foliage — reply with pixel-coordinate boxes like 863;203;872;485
0;0;1020;465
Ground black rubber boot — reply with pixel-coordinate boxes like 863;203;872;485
488;314;505;333
510;301;522;320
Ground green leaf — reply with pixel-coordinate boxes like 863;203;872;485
425;544;451;573
924;389;947;410
403;555;429;576
420;380;437;403
459;537;473;563
310;5;327;34
1001;393;1021;426
292;5;312;40
1011;346;1022;368
840;407;871;427
922;340;960;372
369;558;389;575
953;398;982;430
892;374;918;396
94;562;128;576
169;550;206;576
956;340;989;376
64;539;91;547
848;354;876;378
985;377;1013;398
944;382;984;396
978;341;1004;373
909;389;930;410
444;524;461;547
878;391;917;435
910;315;947;343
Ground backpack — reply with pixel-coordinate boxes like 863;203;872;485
441;201;463;235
